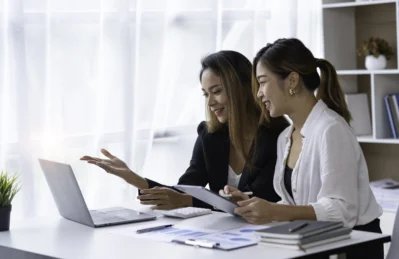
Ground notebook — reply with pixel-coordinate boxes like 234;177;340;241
260;234;351;251
260;226;352;245
255;220;344;240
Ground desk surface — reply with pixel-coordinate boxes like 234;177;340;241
0;209;391;259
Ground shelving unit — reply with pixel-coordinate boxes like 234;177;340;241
322;0;399;180
323;0;397;9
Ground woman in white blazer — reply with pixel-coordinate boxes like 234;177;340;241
231;38;383;259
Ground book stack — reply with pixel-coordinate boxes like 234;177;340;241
256;220;352;251
385;94;399;139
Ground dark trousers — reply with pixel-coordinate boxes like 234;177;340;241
345;218;384;259
313;218;384;259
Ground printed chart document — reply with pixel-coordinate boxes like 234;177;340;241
171;225;267;250
108;223;269;249
108;225;214;242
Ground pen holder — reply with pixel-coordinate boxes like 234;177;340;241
0;205;11;231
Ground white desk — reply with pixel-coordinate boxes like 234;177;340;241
0;211;391;259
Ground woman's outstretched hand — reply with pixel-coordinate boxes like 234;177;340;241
80;148;149;189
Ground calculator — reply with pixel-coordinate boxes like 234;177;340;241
153;207;212;219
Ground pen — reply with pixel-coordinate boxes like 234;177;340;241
221;191;253;198
185;239;220;248
136;224;173;234
298;244;306;253
289;222;308;233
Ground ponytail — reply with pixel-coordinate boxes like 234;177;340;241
316;58;352;123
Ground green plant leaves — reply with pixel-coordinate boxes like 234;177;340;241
357;37;394;60
0;171;21;207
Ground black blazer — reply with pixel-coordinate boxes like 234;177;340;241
146;118;289;209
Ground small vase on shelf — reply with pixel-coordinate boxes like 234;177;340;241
358;37;393;70
365;55;387;70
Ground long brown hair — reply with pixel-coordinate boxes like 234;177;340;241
253;38;352;123
199;51;260;162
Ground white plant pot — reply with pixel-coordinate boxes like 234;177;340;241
365;55;387;70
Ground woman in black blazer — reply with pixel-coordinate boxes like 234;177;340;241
81;50;288;210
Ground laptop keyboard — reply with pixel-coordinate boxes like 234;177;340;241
90;209;135;225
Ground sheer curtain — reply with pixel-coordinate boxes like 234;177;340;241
0;0;322;220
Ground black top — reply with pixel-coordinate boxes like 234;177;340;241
145;117;289;209
284;165;294;199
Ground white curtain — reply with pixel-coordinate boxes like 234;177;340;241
0;0;322;220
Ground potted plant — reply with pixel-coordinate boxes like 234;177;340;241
0;171;20;231
357;37;394;70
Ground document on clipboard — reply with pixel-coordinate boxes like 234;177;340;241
171;225;265;251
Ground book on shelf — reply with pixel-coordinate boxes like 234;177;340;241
345;93;372;136
391;94;399;137
384;94;399;139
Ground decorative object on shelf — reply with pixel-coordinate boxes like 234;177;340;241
357;37;394;70
0;171;20;231
345;93;372;136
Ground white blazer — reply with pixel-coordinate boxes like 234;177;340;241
274;100;382;228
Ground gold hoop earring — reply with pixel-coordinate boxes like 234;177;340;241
289;88;296;96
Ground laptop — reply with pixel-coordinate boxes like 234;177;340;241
39;158;156;227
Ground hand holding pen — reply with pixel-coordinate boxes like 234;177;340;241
219;185;252;202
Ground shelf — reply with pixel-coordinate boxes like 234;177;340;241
358;136;399;144
337;69;399;75
323;0;396;9
357;135;375;143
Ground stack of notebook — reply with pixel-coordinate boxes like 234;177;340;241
256;220;352;251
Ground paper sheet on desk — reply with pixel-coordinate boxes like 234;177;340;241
171;225;268;250
108;224;268;245
370;178;399;212
108;226;215;242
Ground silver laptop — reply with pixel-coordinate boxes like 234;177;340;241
39;159;156;227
